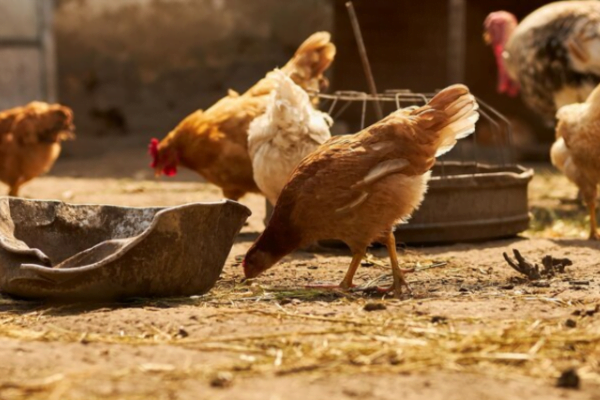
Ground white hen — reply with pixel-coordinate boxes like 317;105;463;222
248;69;332;206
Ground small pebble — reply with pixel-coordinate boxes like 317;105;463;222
363;302;387;312
564;319;577;328
210;372;234;388
307;265;318;270
557;368;580;389
431;316;447;324
177;327;189;338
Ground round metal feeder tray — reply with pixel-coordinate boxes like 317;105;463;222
265;162;533;245
394;162;533;244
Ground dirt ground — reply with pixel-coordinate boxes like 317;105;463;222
1;140;599;400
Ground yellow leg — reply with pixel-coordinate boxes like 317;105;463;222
305;249;365;290
589;201;599;241
385;232;413;298
339;249;366;289
8;184;21;197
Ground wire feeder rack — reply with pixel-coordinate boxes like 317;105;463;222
266;89;534;244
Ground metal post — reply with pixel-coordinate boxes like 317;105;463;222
345;1;383;120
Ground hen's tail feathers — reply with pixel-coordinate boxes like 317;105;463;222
411;84;480;157
284;32;336;82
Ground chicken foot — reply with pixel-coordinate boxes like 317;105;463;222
305;249;365;290
305;234;415;298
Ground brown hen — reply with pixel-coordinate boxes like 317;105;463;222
150;32;336;201
0;102;75;197
243;85;480;297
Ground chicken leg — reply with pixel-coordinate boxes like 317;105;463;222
586;187;599;240
8;182;22;197
378;232;414;299
305;249;364;290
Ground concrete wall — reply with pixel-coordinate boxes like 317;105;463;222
0;0;54;109
54;0;333;137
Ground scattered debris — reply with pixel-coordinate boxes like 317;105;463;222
556;368;580;389
502;250;572;281
542;255;573;275
571;305;599;318
139;363;176;373
177;327;189;338
210;372;234;388
568;280;590;286
530;281;551;288
363;302;387;312
586;305;600;317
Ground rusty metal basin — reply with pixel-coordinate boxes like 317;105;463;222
0;198;250;301
394;162;533;244
266;162;533;245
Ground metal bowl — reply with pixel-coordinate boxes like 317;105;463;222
394;162;533;244
0;198;250;301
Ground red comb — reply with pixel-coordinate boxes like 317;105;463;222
149;138;159;168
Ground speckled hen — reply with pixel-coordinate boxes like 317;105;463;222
484;2;600;124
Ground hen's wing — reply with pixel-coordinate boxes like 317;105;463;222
274;85;478;222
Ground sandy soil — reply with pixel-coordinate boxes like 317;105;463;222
1;142;599;400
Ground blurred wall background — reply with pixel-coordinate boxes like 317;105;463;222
0;0;55;110
0;0;559;158
54;0;332;138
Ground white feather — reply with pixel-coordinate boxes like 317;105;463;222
248;69;332;205
354;158;410;188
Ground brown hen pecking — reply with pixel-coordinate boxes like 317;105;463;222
150;32;336;201
244;85;480;298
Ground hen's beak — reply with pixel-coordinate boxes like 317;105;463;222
483;32;492;45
